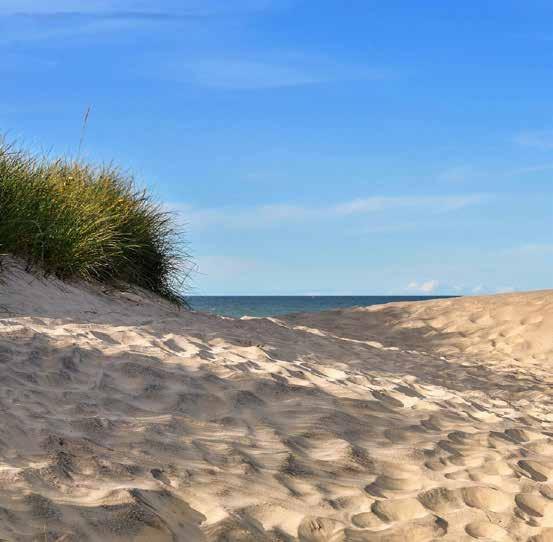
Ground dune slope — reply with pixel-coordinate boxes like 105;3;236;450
0;264;552;541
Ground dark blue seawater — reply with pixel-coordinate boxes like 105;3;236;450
187;296;455;318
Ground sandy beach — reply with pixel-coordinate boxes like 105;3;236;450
0;263;552;541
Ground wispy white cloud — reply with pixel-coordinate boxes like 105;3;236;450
436;165;478;184
468;284;515;295
0;12;150;44
0;1;161;18
166;58;322;89
0;0;279;17
2;2;384;92
173;203;317;229
0;0;283;43
0;1;199;44
405;281;514;296
499;243;553;256
505;163;553;175
146;52;391;90
406;280;440;293
434;161;553;186
0;0;114;14
514;130;553;150
334;194;483;215
495;286;516;294
171;193;486;230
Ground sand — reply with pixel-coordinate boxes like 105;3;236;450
0;261;552;541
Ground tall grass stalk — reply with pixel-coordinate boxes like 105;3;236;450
0;140;190;305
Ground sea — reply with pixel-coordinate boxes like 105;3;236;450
187;295;455;318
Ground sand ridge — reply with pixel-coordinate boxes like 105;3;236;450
0;263;552;541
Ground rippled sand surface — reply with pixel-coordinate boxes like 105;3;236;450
1;264;552;541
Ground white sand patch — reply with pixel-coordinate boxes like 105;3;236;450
0;260;552;540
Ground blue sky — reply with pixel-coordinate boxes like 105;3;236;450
1;0;552;295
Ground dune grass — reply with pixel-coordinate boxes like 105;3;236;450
0;141;189;305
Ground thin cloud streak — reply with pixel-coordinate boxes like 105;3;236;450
7;11;201;21
0;0;282;17
147;54;392;90
0;0;283;42
505;163;553;175
169;58;323;89
171;193;487;230
499;243;553;256
514;130;553;150
406;280;440;293
335;195;484;215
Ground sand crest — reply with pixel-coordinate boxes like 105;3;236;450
0;262;552;541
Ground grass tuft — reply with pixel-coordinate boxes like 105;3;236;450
0;140;190;305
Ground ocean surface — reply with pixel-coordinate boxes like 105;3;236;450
187;295;455;318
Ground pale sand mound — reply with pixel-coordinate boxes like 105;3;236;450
282;290;552;368
0;263;552;541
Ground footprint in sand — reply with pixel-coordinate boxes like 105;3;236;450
297;517;345;541
371;497;429;522
518;459;552;482
358;515;448;541
515;493;553;523
418;487;465;514
465;520;511;540
368;462;423;494
461;486;512;513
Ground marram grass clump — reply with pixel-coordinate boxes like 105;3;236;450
0;141;189;305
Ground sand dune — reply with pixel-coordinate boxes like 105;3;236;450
0;263;552;541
